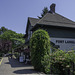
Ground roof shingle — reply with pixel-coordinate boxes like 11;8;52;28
36;13;75;28
28;17;39;26
28;13;75;29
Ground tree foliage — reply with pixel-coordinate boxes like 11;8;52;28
0;30;16;40
0;26;8;35
0;27;25;50
37;7;49;19
30;29;50;72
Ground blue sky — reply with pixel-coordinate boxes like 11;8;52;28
0;0;75;34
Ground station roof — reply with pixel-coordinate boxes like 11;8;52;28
28;12;75;29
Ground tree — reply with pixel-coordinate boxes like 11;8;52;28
10;38;25;48
30;29;50;72
0;26;8;35
0;30;25;48
0;27;25;53
0;30;16;40
37;7;49;19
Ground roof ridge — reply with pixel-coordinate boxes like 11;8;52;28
28;17;39;20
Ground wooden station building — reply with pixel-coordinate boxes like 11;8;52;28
24;3;75;51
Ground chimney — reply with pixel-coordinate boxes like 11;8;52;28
50;3;56;13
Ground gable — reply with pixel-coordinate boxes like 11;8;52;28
25;17;39;35
28;17;39;26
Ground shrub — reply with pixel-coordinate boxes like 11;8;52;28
50;50;75;75
30;29;50;73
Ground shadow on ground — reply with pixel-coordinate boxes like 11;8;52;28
13;69;39;74
5;57;32;67
4;57;40;74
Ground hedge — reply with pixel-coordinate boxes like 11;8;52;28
30;29;50;73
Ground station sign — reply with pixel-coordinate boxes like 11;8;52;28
51;37;75;51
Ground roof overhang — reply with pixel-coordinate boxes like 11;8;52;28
31;23;75;31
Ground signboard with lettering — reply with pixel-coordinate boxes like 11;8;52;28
51;37;75;51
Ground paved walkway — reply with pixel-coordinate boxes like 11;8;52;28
0;57;43;75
